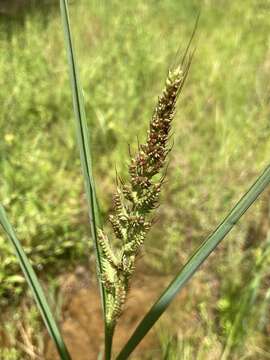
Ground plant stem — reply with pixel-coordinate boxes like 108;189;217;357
105;323;115;360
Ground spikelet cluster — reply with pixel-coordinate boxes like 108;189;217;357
98;60;191;326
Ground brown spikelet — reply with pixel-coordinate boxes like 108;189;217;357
112;189;123;214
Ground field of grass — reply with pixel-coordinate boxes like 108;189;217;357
1;0;270;359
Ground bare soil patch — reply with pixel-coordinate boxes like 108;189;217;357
45;266;175;360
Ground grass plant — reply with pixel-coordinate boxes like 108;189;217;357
1;1;270;359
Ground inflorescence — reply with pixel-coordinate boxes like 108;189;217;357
98;59;192;326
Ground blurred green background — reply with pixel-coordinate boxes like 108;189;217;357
0;0;270;359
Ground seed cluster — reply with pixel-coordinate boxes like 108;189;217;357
98;61;191;326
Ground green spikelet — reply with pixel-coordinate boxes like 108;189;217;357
101;264;115;291
97;229;120;269
109;214;125;240
122;184;136;203
136;182;161;213
111;282;127;320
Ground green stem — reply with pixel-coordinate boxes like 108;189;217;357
105;323;115;360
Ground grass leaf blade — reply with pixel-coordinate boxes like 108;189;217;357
0;205;72;360
117;164;270;360
59;0;106;314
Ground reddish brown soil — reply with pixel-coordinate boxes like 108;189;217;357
45;266;175;360
1;263;215;359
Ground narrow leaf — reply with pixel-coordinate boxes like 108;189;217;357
117;164;270;359
0;205;72;360
59;0;106;314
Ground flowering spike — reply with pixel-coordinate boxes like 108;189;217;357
99;57;192;326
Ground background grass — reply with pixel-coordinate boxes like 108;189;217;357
1;0;270;358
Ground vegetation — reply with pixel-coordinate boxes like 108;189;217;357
1;0;270;359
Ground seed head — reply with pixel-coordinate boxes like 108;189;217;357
99;56;192;326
